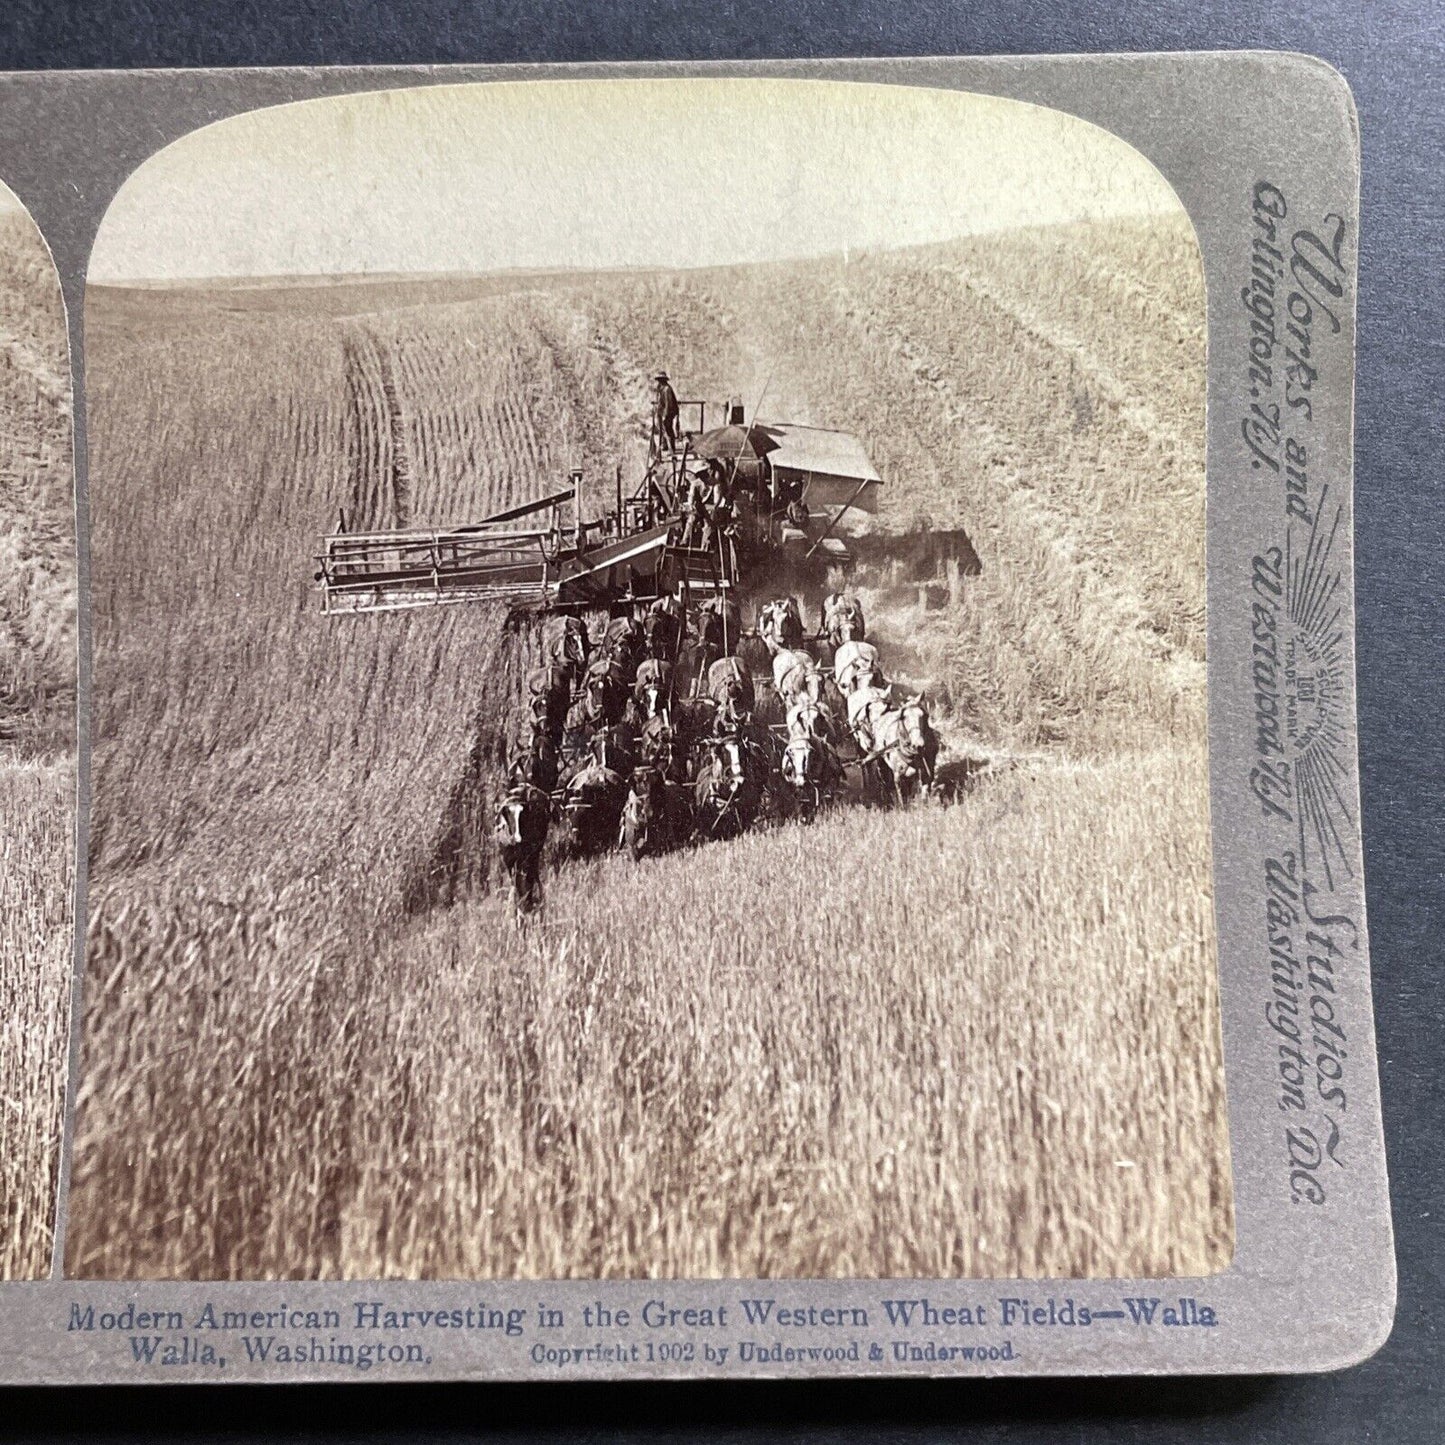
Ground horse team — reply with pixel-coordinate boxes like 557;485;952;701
494;590;939;912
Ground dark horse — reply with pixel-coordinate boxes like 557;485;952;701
665;698;719;778
642;596;684;661
600;615;646;678
567;655;629;741
558;727;632;855
693;730;766;840
635;710;679;774
699;595;742;655
734;630;775;683
527;661;574;749
494;782;550;916
508;727;559;794
494;733;559;914
620;764;694;859
705;655;755;730
491;791;546;913
675;595;742;701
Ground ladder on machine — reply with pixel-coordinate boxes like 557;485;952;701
662;533;734;609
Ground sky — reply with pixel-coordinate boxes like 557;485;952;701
87;77;1182;283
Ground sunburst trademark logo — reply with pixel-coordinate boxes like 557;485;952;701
1283;629;1331;755
1250;488;1353;891
1284;491;1353;890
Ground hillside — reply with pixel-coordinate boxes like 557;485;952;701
0;206;75;1280
82;217;1206;894
69;215;1229;1280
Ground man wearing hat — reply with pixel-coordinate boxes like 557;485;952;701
651;369;679;453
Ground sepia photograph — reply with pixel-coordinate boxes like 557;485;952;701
0;182;75;1280
67;77;1233;1283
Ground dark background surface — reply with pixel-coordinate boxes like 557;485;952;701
1;1;1441;1439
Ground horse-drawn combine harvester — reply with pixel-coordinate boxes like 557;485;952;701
315;384;960;911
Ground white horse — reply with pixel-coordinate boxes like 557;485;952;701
772;647;823;706
822;591;866;648
846;685;937;800
786;696;836;740
834;639;882;695
871;695;939;802
780;698;842;814
846;681;894;752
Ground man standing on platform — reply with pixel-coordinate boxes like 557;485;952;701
651;369;679;453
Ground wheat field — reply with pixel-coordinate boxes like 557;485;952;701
0;206;76;1280
68;215;1232;1280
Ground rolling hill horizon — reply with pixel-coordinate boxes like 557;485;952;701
88;211;1181;294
